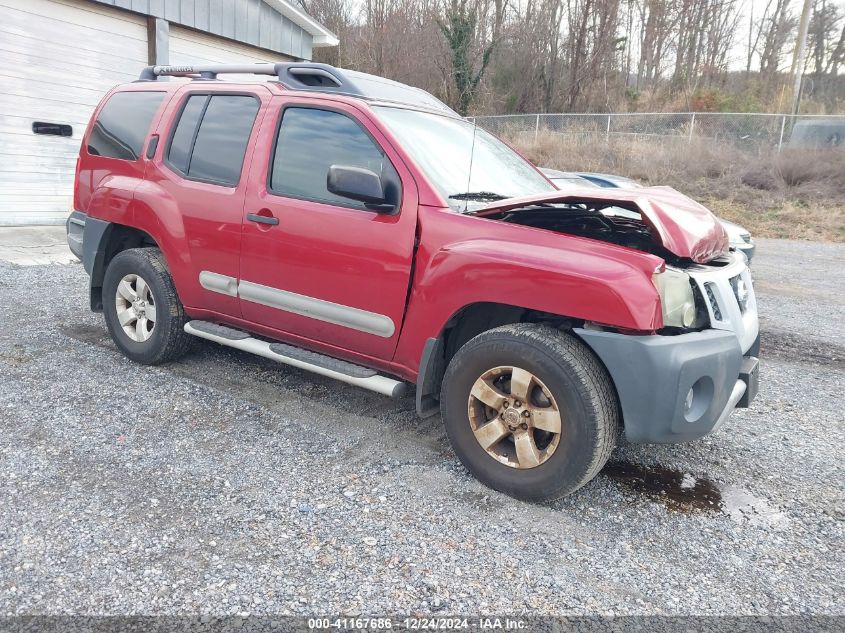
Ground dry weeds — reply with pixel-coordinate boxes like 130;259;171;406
508;130;845;242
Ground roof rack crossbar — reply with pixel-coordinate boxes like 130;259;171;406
139;64;279;81
138;63;352;89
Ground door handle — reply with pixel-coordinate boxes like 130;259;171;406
247;212;279;226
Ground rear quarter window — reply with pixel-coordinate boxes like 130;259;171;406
87;92;165;161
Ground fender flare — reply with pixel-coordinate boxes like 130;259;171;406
415;337;443;417
82;216;114;311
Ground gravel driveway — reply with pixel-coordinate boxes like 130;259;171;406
0;238;842;617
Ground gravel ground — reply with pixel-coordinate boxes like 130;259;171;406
0;237;843;617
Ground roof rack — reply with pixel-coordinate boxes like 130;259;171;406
138;63;458;116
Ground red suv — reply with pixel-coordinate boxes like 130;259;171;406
67;63;759;502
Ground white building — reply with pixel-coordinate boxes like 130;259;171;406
0;0;338;225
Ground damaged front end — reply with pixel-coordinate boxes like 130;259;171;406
474;186;730;266
471;187;760;443
475;186;736;333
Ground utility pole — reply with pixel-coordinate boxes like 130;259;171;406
790;0;813;116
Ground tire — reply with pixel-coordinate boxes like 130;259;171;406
102;247;193;365
440;323;620;502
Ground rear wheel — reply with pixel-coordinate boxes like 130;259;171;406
102;248;193;365
440;324;620;502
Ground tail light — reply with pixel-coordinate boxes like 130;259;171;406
72;156;82;213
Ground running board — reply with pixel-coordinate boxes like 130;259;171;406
184;320;407;398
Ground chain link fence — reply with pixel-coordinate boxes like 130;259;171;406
470;113;845;153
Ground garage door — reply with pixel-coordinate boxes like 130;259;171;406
170;25;293;81
0;0;149;226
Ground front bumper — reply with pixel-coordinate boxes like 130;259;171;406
575;328;759;443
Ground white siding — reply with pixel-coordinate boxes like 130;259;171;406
169;25;293;82
0;1;298;226
0;0;149;225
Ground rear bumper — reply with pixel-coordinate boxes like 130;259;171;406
65;211;110;276
66;210;86;260
66;211;111;311
575;328;759;443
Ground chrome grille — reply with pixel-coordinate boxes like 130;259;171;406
688;253;759;354
704;282;722;321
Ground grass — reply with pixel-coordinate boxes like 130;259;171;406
506;130;845;242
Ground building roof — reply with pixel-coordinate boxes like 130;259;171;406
264;0;339;47
90;0;337;59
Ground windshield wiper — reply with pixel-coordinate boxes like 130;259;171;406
448;191;509;202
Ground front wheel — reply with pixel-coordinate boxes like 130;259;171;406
102;248;193;365
440;324;620;502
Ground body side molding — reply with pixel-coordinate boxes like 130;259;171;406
198;271;396;338
199;271;238;297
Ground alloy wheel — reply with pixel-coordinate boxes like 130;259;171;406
114;273;157;342
467;366;562;469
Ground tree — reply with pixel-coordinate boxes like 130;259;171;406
807;0;843;74
300;0;355;66
758;0;796;76
297;0;845;115
438;0;503;115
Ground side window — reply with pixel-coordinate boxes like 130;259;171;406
167;96;205;174
87;92;165;160
167;94;260;186
269;108;399;209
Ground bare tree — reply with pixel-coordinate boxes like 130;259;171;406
300;0;356;66
438;0;505;115
635;0;677;92
759;0;796;76
297;0;845;115
807;0;843;74
831;22;845;75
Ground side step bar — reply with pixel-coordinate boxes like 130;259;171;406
184;320;407;398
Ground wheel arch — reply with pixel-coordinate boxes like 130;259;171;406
86;220;160;311
437;322;622;501
415;301;586;417
398;234;663;404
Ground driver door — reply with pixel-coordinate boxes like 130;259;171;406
238;97;419;360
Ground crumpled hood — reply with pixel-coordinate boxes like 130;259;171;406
476;185;730;263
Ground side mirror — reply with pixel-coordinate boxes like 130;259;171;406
327;165;394;212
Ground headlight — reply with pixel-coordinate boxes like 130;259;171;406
730;275;749;313
653;267;697;328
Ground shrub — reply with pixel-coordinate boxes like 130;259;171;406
741;167;779;191
775;149;845;187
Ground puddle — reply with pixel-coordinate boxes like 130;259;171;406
719;484;789;527
603;461;788;526
603;461;722;512
760;328;845;370
59;323;111;347
0;345;33;365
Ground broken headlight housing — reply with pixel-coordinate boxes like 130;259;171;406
730;274;750;313
653;266;701;329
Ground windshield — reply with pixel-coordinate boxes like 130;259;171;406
374;106;554;211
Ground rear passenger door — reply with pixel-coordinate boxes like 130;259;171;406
140;85;269;317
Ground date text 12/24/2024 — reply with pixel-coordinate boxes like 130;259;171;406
308;617;528;630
